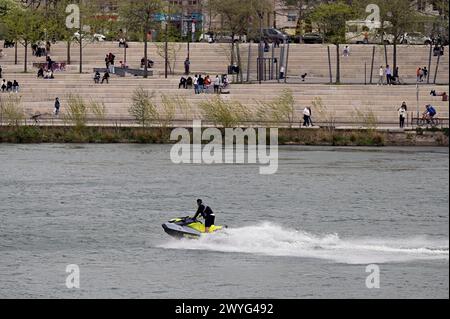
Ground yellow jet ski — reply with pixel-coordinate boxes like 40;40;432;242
162;216;225;239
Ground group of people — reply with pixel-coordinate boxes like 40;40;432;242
179;74;229;94
35;56;57;79
1;78;19;93
94;70;110;84
31;41;51;57
378;65;400;85
105;52;116;74
37;67;54;79
416;66;428;82
140;57;154;69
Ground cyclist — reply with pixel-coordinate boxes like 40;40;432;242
422;104;437;124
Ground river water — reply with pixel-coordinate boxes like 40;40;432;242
0;144;448;298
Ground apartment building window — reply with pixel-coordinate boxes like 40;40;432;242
417;0;426;11
287;13;297;22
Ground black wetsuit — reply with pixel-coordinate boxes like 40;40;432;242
193;204;215;228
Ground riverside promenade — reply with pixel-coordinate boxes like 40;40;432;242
0;42;448;128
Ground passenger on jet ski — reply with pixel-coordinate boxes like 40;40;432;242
193;199;216;233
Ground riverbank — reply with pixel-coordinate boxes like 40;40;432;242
0;126;448;146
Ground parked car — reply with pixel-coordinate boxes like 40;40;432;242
400;32;432;45
199;32;246;43
301;32;324;44
248;28;289;43
73;32;106;42
263;28;289;43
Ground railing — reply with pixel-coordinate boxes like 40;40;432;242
1;115;448;129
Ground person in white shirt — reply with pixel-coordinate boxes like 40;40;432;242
213;75;221;94
398;102;407;128
343;45;350;57
378;66;384;85
303;107;311;127
193;75;199;94
280;65;285;79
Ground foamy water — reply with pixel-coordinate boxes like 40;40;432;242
160;222;449;264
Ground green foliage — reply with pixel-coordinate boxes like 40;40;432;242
154;41;181;75
310;1;357;44
119;0;163;34
64;94;88;128
208;0;272;37
89;100;107;124
281;0;320;35
0;0;18;17
129;87;158;127
353;106;379;130
0;95;24;126
256;89;296;127
200;96;252;128
312;96;336;130
158;94;177;128
3;6;44;44
174;95;194;121
372;0;423;41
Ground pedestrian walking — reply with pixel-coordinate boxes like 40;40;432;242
302;107;311;127
54;97;60;116
184;57;190;75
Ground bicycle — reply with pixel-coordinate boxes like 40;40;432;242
417;116;440;127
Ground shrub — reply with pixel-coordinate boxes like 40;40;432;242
200;96;251;127
353;106;378;130
89;100;107;125
256;88;296;127
312;96;336;131
0;95;24;126
64;94;88;128
129;87;158;127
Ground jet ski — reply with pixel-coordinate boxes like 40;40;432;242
162;216;226;239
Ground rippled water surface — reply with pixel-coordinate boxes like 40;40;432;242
0;144;448;298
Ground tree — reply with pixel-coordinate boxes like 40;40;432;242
3;6;44;72
310;2;357;83
371;0;422;71
281;0;322;36
119;0;163;78
208;0;272;83
129;87;158;128
42;0;76;64
433;0;449;43
0;0;18;16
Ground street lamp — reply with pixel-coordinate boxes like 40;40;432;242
258;11;263;84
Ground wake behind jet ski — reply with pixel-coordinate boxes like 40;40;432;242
162;216;225;239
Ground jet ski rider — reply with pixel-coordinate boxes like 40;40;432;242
193;199;215;233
